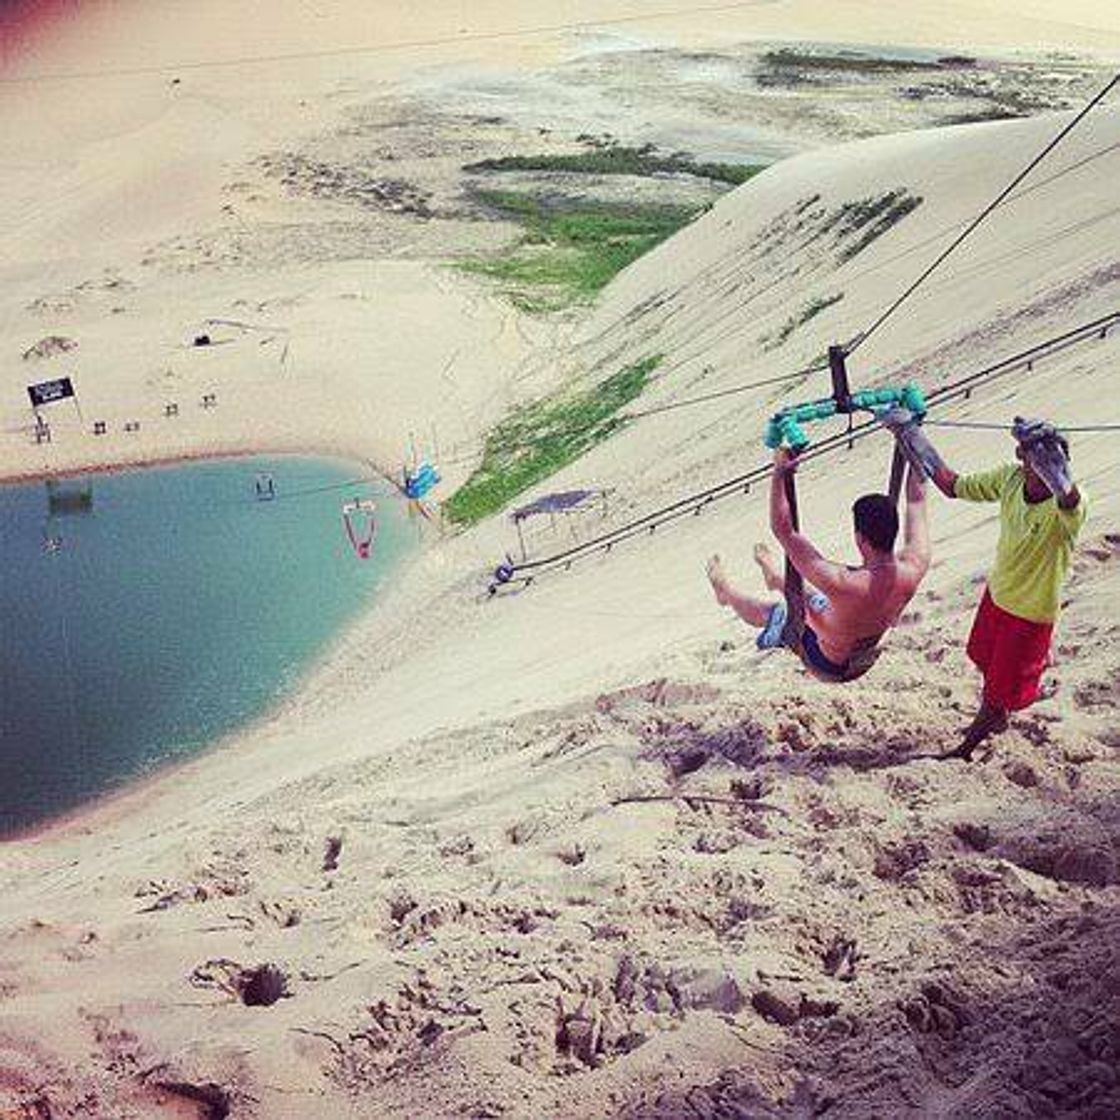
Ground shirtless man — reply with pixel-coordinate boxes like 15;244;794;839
707;448;930;682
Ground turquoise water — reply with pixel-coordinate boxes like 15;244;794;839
0;456;413;837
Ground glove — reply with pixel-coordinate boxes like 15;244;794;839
1012;415;1059;447
878;406;944;479
1013;416;1073;497
878;404;918;434
1024;436;1073;497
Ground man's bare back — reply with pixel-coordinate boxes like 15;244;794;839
706;452;930;680
803;551;924;664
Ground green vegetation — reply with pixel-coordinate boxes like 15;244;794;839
768;293;845;349
458;191;701;311
914;75;1060;121
443;355;661;526
825;188;923;263
457;141;767;311
940;108;1023;125
466;145;765;186
758;48;958;87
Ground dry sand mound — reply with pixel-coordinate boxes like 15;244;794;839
1;546;1118;1117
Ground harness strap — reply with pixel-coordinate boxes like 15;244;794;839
887;444;906;507
778;446;902;673
779;468;807;652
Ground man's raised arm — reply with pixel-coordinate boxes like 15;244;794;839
882;409;959;498
899;464;932;574
769;449;849;594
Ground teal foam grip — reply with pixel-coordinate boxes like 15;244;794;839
900;382;927;416
765;380;926;447
765;414;810;450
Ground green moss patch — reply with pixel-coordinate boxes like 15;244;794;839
457;191;702;312
758;48;962;87
466;144;765;186
830;189;923;262
767;293;845;349
444;355;661;526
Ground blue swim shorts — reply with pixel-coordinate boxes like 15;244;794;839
756;592;829;651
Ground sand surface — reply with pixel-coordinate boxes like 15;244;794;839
2;3;1119;1116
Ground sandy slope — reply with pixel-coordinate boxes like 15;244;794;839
2;3;1120;1117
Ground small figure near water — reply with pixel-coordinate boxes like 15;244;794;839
342;497;378;560
255;473;276;501
707;447;930;682
403;460;439;500
887;412;1087;759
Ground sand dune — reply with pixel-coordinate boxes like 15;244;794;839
2;3;1119;1116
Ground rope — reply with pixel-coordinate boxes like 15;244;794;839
442;129;1120;475
779;468;806;650
848;71;1120;355
924;419;1120;433
626;365;827;424
264;475;380;502
437;362;828;469
490;308;1119;589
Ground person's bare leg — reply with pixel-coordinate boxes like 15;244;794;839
753;542;824;608
941;701;1009;761
753;542;786;593
707;555;774;628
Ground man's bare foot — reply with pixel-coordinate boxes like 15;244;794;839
753;542;785;593
706;555;730;605
940;705;1009;761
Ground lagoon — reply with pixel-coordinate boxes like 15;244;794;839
0;455;411;837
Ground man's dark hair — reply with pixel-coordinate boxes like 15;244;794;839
852;493;899;553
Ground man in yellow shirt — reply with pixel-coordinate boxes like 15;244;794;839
890;414;1087;758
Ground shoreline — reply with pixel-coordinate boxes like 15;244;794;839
0;435;403;489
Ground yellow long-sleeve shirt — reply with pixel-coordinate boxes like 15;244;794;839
955;464;1087;623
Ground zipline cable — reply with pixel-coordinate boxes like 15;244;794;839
491;309;1119;588
264;475;381;502
478;87;1120;587
623;364;827;423
847;71;1120;356
924;419;1120;433
441;129;1120;474
436;362;829;469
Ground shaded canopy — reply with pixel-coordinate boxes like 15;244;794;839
512;489;603;522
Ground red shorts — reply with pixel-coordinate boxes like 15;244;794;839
966;589;1053;712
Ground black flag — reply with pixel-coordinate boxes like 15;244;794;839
27;377;75;407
